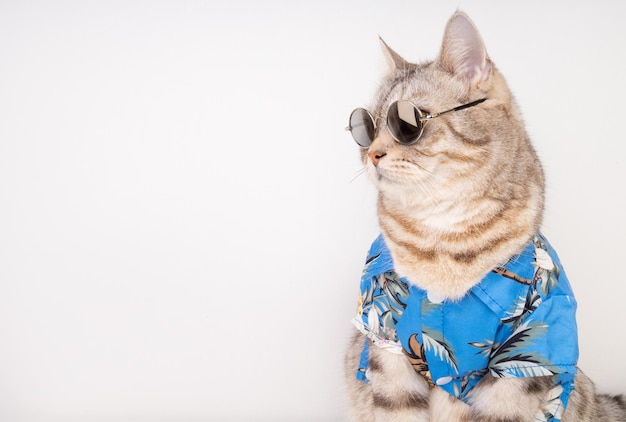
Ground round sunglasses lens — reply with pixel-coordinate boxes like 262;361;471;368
349;108;375;147
387;101;423;145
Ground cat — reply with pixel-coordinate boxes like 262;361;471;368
344;11;626;422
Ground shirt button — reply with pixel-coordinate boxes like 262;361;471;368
427;291;445;304
436;376;453;386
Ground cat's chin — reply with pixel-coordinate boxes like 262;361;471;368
372;184;431;212
374;183;422;210
366;168;424;207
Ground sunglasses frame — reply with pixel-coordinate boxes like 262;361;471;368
346;98;487;147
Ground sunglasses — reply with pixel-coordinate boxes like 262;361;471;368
346;98;487;147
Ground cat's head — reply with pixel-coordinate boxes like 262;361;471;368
348;12;542;214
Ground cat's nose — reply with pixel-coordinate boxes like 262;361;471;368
368;150;387;166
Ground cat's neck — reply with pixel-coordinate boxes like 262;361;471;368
377;189;542;301
379;192;504;232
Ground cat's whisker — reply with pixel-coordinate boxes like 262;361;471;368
349;167;366;184
409;159;434;176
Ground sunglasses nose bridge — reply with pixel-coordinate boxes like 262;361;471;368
368;116;391;146
365;115;382;136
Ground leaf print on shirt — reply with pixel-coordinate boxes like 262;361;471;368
419;299;459;375
485;321;554;378
355;271;410;344
405;334;432;384
422;330;459;374
535;383;565;422
501;235;562;329
502;287;542;330
534;237;561;296
378;272;410;321
369;272;410;340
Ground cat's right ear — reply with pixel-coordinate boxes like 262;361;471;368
379;37;409;71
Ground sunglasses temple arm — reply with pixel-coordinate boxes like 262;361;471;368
427;98;487;120
454;98;487;111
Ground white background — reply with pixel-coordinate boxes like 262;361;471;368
1;1;625;421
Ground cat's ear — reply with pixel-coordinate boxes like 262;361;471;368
438;12;492;87
379;37;410;71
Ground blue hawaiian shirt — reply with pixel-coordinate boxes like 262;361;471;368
352;234;578;422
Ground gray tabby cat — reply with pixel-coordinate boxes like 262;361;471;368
344;11;626;422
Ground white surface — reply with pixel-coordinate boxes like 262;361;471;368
1;1;625;421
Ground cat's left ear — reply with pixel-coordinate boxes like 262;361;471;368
379;37;410;71
437;12;492;88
